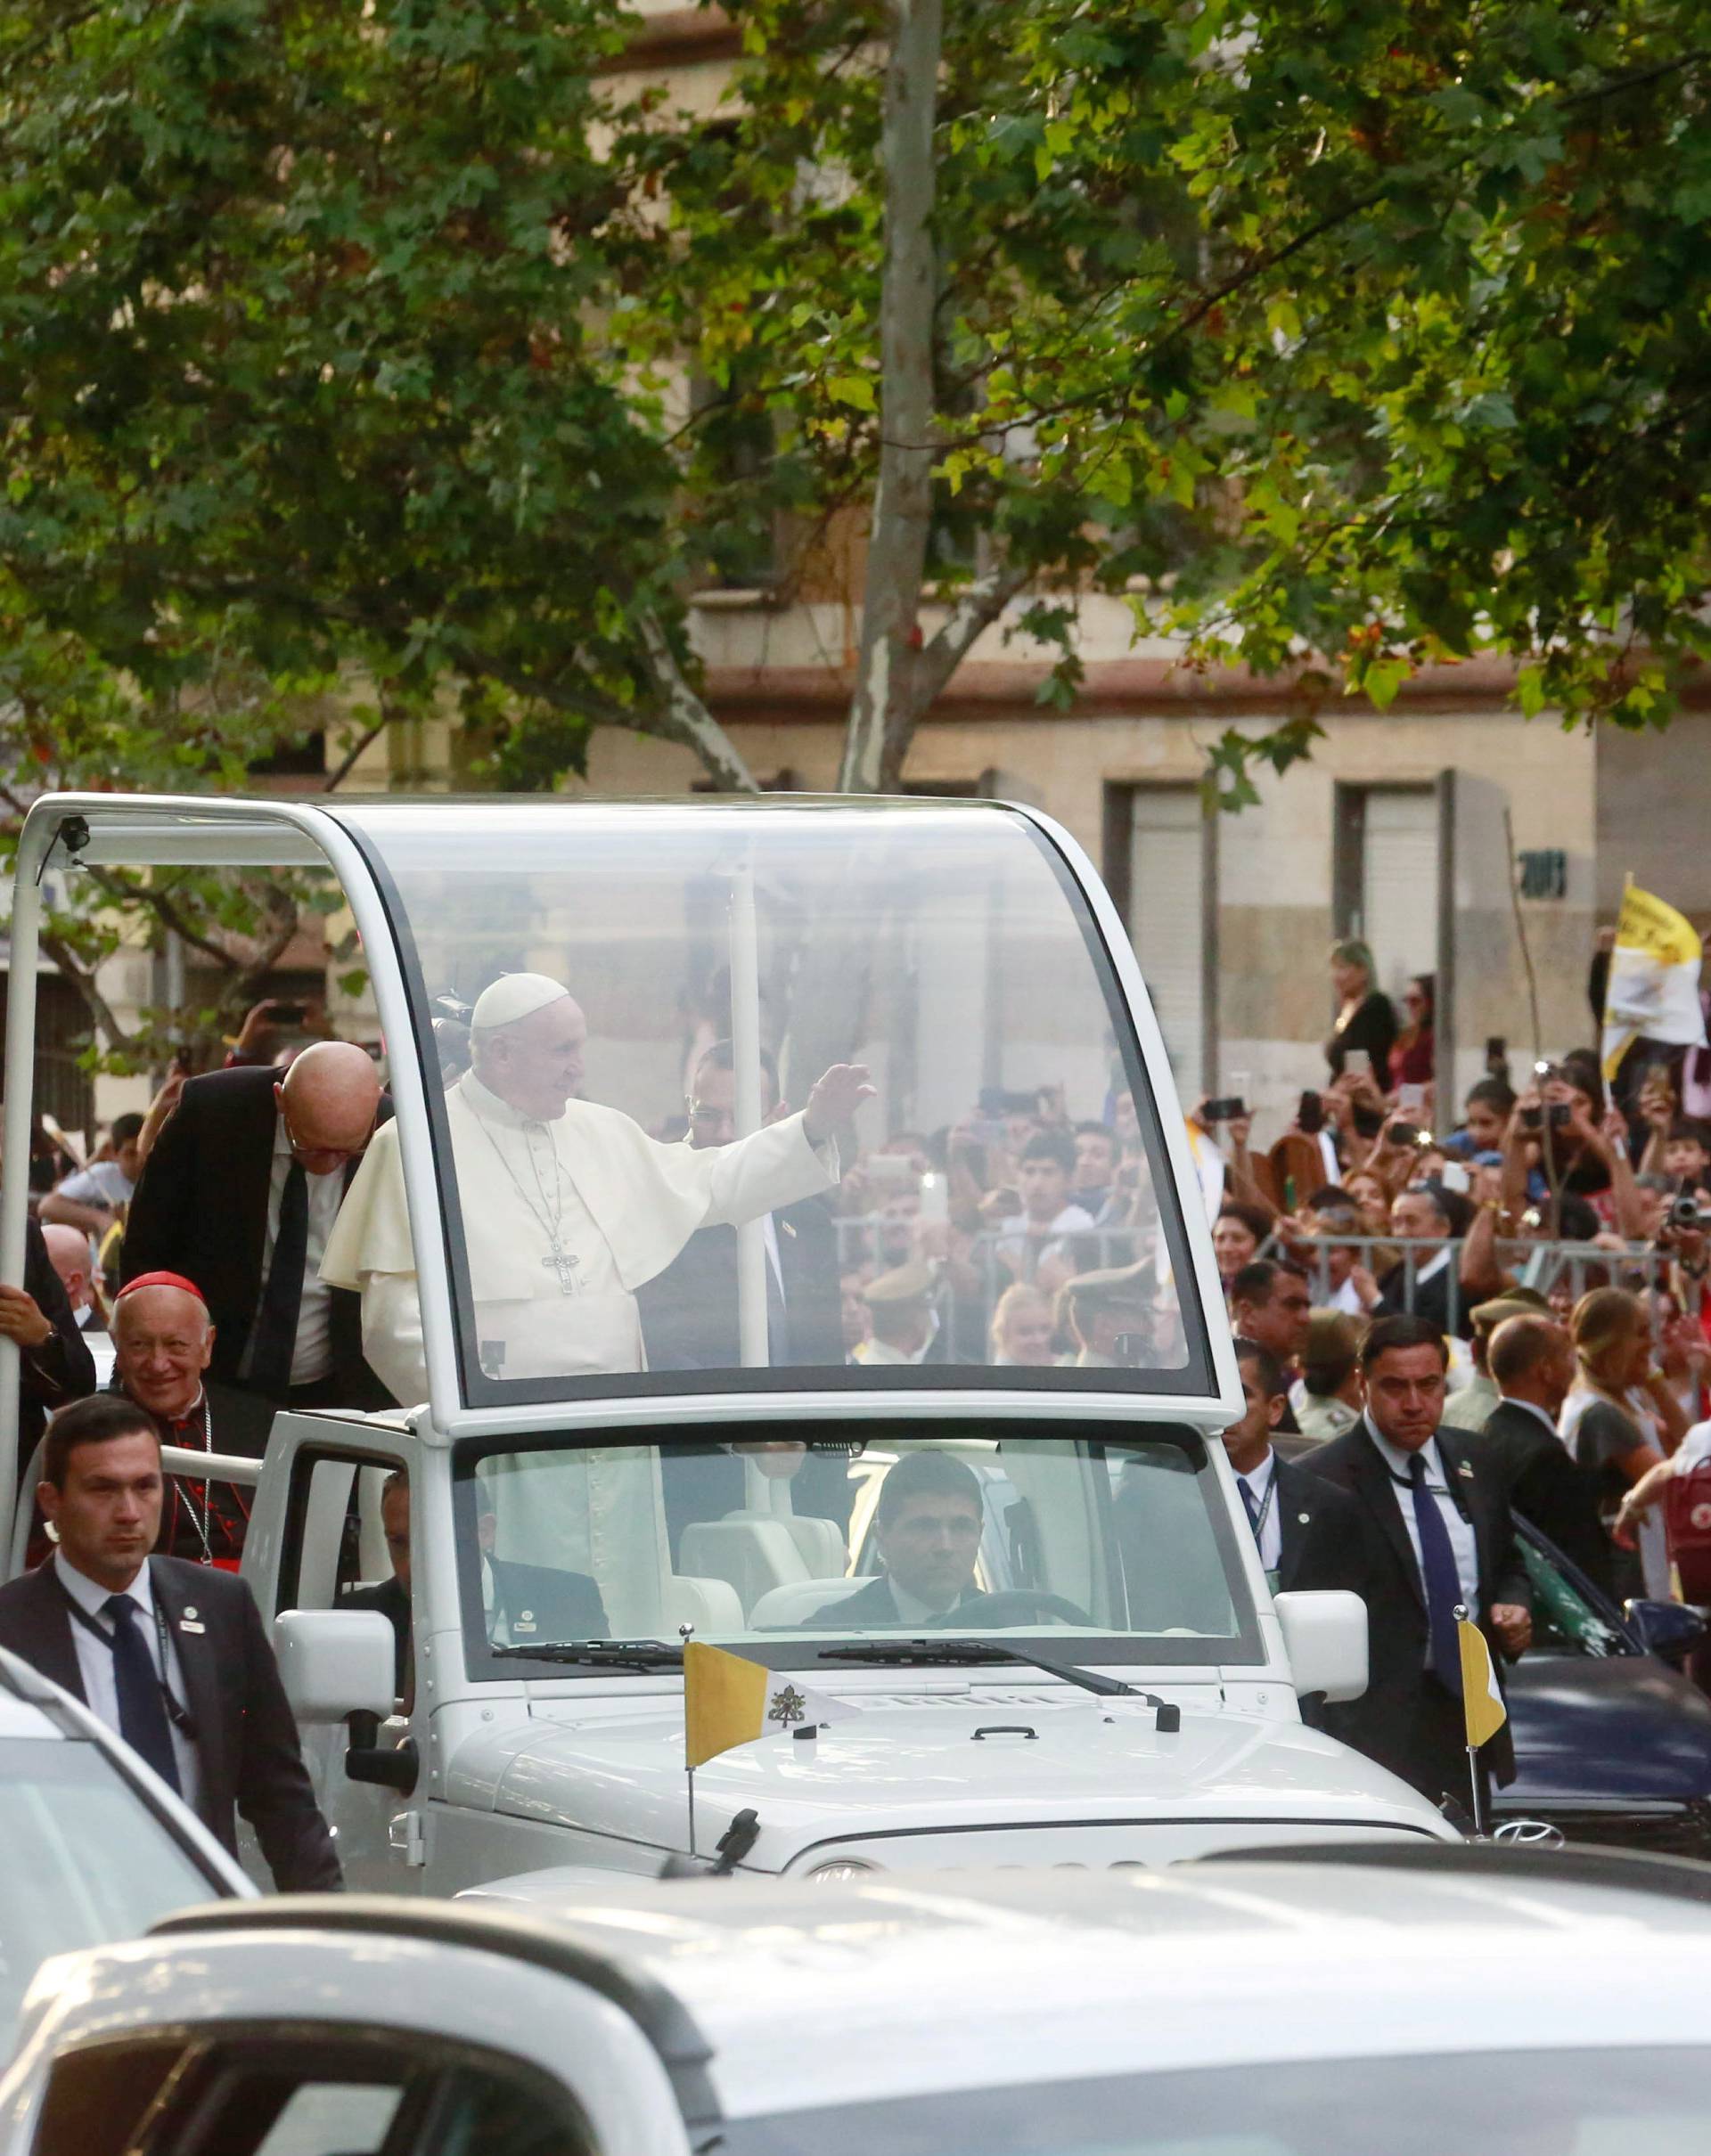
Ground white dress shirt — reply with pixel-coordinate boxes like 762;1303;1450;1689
240;1114;345;1387
54;1552;201;1807
1235;1447;1282;1573
885;1576;966;1627
1364;1417;1480;1625
1498;1394;1561;1440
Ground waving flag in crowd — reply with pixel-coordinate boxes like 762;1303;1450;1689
1600;884;1707;1081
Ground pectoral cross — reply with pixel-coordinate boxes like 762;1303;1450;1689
542;1248;581;1294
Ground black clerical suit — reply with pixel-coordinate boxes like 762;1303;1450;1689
348;1559;609;1684
636;1194;843;1373
1302;1417;1530;1803
1477;1398;1612;1596
120;1066;390;1413
0;1555;341;1891
11;1212;97;1482
1270;1456;1369;1597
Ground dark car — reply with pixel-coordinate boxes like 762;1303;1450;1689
1499;1519;1711;1857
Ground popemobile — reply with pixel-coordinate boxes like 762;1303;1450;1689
0;793;1456;1891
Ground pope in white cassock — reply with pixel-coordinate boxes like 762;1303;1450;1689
322;969;872;1401
320;973;872;1634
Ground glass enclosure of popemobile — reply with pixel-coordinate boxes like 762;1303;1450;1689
8;796;1248;1670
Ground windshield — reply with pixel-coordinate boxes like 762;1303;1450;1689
0;1736;221;2049
337;799;1212;1409
455;1430;1257;1670
724;2048;1711;2155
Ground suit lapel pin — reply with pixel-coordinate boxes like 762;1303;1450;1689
782;1219;797;1238
1457;1463;1476;1479
179;1605;206;1634
515;1611;537;1634
1298;1512;1311;1525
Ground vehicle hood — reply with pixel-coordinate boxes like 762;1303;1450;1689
1506;1650;1711;1804
446;1685;1448;1866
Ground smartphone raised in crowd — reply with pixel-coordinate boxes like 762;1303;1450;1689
1201;1097;1247;1123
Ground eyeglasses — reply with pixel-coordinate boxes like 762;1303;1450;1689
281;1101;372;1167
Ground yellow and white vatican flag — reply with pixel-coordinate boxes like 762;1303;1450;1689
684;1643;859;1770
1601;886;1707;1081
1457;1617;1507;1752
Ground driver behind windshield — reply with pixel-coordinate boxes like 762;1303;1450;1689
806;1450;983;1628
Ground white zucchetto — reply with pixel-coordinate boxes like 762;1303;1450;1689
471;973;571;1032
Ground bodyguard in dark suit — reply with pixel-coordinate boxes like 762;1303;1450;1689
347;1472;610;1693
121;1048;390;1417
1224;1340;1368;1598
1480;1314;1612;1595
0;1395;340;1891
3;1211;97;1482
1302;1314;1533;1805
637;1039;844;1375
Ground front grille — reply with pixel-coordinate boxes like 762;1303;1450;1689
1516;1800;1711;1862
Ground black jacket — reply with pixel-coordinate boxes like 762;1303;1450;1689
1376;1254;1473;1342
0;1556;341;1892
343;1572;411;1699
486;1556;609;1649
121;1066;390;1408
1271;1456;1369;1597
635;1194;843;1373
1477;1399;1612;1596
13;1212;97;1479
1301;1417;1531;1801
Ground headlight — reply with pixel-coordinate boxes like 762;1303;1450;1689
807;1858;880;1882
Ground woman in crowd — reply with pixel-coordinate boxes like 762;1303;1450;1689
1212;1200;1273;1289
1561;1286;1687;1597
1652;1287;1711;1425
989;1284;1056;1368
1323;939;1396;1086
1389;973;1435;1095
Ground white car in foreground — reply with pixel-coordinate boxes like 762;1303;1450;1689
8;1846;1711;2155
0;1646;251;2056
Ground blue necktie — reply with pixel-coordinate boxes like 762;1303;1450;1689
1239;1477;1262;1540
1407;1454;1464;1694
102;1595;183;1794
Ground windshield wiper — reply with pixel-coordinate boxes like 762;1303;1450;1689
816;1639;1181;1731
493;1638;684;1671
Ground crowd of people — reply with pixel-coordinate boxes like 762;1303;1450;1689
5;928;1711;1859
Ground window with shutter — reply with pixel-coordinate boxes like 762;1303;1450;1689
1360;790;1439;1002
1126;791;1207;1098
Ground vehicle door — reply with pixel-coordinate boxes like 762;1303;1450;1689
258;1433;418;1893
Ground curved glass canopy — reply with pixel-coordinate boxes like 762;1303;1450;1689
326;797;1216;1409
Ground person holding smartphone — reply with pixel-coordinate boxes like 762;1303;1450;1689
1323;939;1397;1086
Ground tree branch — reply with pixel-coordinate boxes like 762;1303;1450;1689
323;711;392;792
637;614;759;792
913;561;1033;708
38;927;135;1053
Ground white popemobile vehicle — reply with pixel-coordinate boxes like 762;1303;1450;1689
8;1849;1711;2155
0;793;1455;1891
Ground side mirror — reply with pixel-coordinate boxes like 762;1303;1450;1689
1626;1598;1707;1665
273;1609;397;1722
1274;1589;1368;1703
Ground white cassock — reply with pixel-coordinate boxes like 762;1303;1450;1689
320;1071;839;1633
321;1070;839;1401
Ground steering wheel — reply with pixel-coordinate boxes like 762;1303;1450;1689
922;1588;1093;1629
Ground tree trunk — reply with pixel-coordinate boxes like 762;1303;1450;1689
839;0;942;796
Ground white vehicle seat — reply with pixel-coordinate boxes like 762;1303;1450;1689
662;1574;744;1636
678;1516;810;1615
748;1576;865;1629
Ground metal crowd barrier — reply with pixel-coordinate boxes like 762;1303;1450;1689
832;1207;1687;1360
1273;1233;1682;1339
